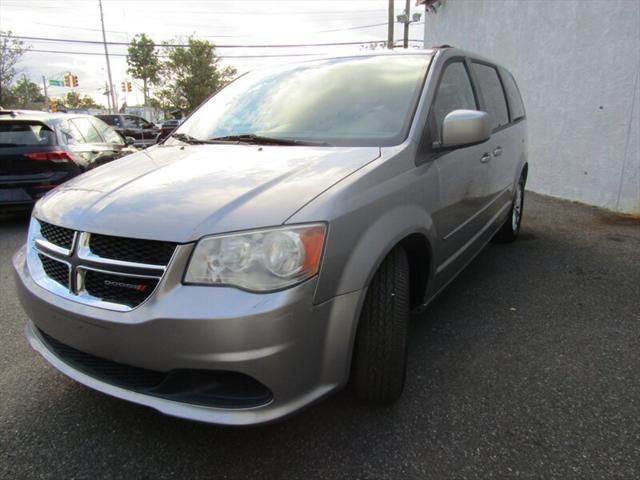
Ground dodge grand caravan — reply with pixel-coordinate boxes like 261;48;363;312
14;47;528;425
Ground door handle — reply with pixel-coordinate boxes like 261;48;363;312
493;146;503;157
480;153;492;163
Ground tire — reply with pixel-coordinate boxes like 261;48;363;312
351;246;410;404
494;173;525;243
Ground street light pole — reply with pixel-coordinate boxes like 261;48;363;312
42;75;48;111
99;0;116;113
403;0;410;49
387;0;394;49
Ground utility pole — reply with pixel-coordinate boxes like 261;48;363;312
99;0;116;113
104;81;112;112
22;73;29;106
42;75;48;111
403;0;410;49
387;0;394;49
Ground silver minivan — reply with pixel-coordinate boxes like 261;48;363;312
14;47;528;425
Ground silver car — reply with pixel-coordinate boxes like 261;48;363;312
14;47;528;425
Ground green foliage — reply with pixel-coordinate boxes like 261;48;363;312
59;91;105;110
126;33;161;105
10;76;44;106
0;30;28;106
157;37;236;113
63;91;82;108
77;95;105;110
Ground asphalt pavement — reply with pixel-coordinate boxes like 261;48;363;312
1;192;639;479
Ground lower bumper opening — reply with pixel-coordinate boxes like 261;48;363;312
37;328;273;409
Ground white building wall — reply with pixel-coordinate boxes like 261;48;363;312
423;0;640;214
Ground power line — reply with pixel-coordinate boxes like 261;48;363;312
1;34;423;49
0;17;422;37
23;48;338;59
0;2;392;15
316;21;423;33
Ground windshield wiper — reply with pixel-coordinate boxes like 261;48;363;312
171;132;216;145
208;134;330;146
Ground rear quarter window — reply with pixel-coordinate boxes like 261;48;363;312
472;62;509;130
0;123;55;146
501;69;526;121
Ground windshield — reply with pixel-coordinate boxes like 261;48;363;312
170;54;432;147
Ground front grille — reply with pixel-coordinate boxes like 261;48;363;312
84;270;159;308
38;328;273;408
32;220;176;310
40;221;74;250
38;254;69;288
89;233;176;265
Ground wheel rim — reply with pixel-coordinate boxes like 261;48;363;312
512;183;523;231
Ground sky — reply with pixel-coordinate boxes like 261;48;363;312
0;0;427;107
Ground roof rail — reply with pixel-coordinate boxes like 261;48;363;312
0;110;18;117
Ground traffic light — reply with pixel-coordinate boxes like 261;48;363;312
72;75;79;87
127;81;132;92
64;74;71;87
121;81;126;92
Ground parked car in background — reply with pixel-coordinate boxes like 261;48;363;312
95;114;159;147
156;119;181;142
0;110;136;211
14;48;528;425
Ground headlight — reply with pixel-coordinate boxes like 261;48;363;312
184;224;326;291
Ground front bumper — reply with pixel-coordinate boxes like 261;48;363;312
14;245;363;425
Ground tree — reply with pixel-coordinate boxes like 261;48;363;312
59;92;104;110
126;33;160;105
0;30;28;106
11;76;44;107
158;37;236;112
63;91;82;108
78;95;105;110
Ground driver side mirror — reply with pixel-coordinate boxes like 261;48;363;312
124;136;135;146
437;109;492;149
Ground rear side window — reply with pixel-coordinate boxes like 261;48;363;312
0;123;55;146
91;118;124;145
58;119;86;145
71;118;103;144
124;116;141;129
431;62;477;138
501;70;526;121
472;63;509;130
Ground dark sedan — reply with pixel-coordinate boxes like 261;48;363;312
96;114;159;147
0;110;136;211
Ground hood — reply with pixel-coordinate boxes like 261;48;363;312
34;144;380;242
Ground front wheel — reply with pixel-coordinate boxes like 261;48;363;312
494;174;525;243
351;246;410;404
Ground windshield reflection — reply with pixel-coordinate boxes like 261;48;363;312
170;54;432;147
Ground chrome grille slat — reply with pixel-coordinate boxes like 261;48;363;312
29;219;177;311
